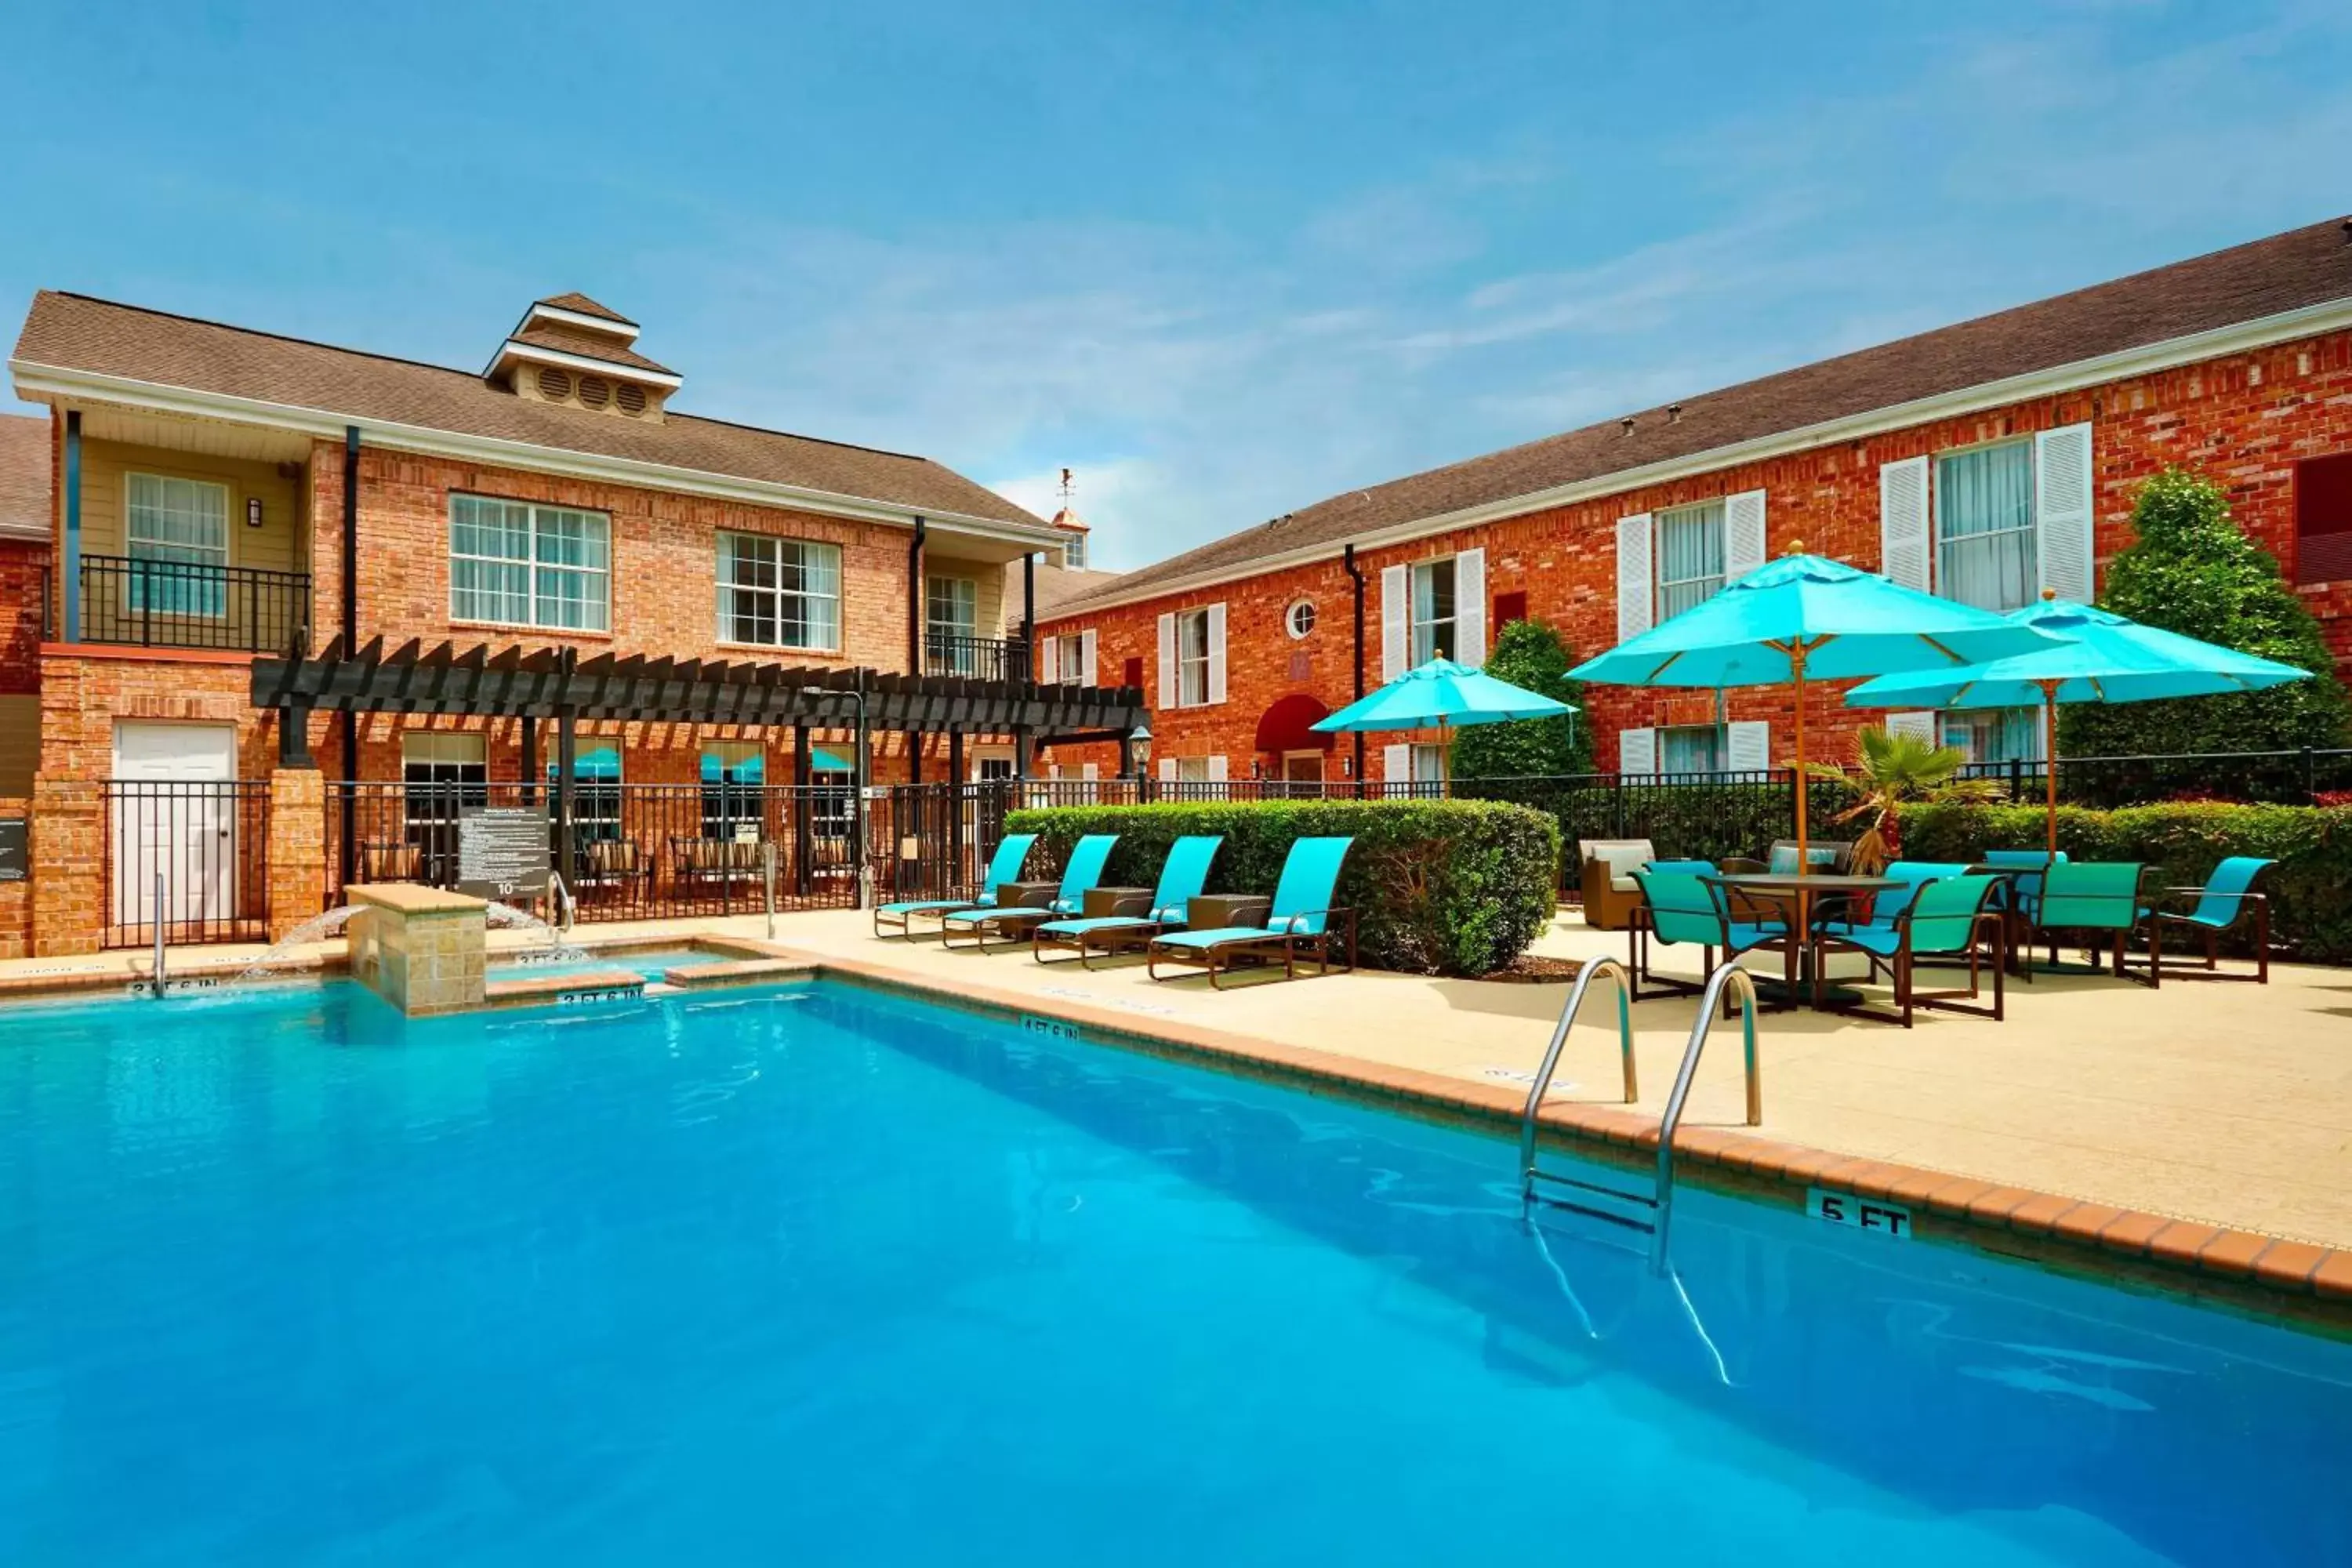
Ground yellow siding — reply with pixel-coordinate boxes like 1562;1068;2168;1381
74;438;307;573
927;554;1007;638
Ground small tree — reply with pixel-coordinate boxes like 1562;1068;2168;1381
1449;618;1593;779
1806;725;2002;873
2061;468;2350;759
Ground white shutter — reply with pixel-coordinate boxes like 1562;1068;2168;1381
1381;564;1408;679
1157;757;1177;782
1879;456;1931;591
1615;515;1653;640
1454;548;1486;665
2035;422;2095;602
1048;763;1063;781
1156;612;1177;707
1382;742;1411;786
1205;602;1228;704
1618;727;1657;778
1037;634;1059;684
1885;710;1941;746
1726;720;1772;772
1722;490;1767;583
1206;754;1228;782
1081;761;1098;781
1078;629;1098;687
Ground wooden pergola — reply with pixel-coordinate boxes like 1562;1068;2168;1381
254;635;1149;889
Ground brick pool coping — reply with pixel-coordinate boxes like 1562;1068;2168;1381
4;931;2341;1329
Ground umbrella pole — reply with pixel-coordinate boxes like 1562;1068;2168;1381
1791;644;1809;872
2042;681;2060;858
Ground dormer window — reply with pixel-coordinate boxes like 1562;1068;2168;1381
486;292;681;421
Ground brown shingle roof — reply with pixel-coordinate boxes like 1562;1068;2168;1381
0;412;49;543
505;325;677;377
534;292;635;326
1062;216;2352;611
1017;559;1125;616
12;292;1042;529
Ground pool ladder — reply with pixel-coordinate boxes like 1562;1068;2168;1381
1518;956;1762;1270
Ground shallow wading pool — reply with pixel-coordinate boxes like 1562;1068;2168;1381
0;979;2345;1565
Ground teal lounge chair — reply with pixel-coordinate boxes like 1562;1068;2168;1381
1813;861;1972;942
2151;855;2276;984
1146;837;1356;988
942;835;1119;950
1810;873;2005;1027
1627;869;1795;1011
1033;835;1223;967
871;833;1037;938
2031;861;2157;986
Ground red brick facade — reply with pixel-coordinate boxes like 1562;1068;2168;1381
1042;327;2352;781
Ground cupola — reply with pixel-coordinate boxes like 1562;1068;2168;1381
486;292;681;421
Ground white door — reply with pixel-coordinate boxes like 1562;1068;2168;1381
112;722;238;931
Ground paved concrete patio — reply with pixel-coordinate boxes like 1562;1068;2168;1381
6;906;2349;1253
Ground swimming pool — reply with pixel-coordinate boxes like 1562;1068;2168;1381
0;978;2343;1565
487;945;734;982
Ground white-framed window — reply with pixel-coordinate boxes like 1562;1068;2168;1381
717;532;840;650
1660;725;1725;774
1410;743;1446;789
1941;708;2043;766
546;741;623;843
1286;600;1317;639
126;473;230;616
700;741;764;840
1062;534;1087;570
926;575;978;646
1174;756;1213;785
1044;631;1090;684
1933;440;2038;612
450;495;611;632
1175;608;1210;706
1654;500;1726;620
1409;558;1457;664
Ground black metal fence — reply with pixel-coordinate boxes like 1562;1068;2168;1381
100;780;274;948
921;634;1030;682
1954;748;2352;808
54;556;310;654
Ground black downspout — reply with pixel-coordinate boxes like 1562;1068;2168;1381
338;426;360;887
908;517;927;674
1342;543;1367;797
1022;554;1036;681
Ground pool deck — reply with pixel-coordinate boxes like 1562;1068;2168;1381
7;907;2350;1312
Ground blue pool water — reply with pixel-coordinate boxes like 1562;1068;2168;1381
0;979;2346;1566
488;946;725;981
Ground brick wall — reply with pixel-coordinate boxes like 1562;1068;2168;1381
1042;326;2352;779
309;442;923;670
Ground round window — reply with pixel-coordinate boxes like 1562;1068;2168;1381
1285;601;1317;639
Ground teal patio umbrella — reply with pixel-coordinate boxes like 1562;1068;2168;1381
1570;551;2067;864
1312;656;1573;794
1845;593;2312;854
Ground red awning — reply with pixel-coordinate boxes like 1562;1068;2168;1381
1254;693;1334;753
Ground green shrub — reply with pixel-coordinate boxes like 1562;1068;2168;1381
1003;798;1562;976
1450;618;1593;778
1896;800;2352;960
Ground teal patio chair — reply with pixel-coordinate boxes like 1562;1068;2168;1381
942;834;1119;951
1643;858;1720;876
1811;873;2005;1027
1147;837;1356;988
1814;860;1972;942
1034;835;1223;967
2151;856;2277;984
871;833;1037;938
2031;861;2157;986
1626;869;1796;1011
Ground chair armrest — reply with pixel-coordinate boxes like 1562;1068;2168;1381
1721;858;1766;875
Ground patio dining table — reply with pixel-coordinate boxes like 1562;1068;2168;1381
1708;873;1901;1008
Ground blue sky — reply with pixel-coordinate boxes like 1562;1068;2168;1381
4;1;2348;568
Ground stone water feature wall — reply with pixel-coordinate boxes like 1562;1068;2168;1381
345;884;487;1014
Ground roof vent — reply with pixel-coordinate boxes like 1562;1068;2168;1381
615;383;647;416
1667;402;1683;423
536;366;573;401
1620;416;1635;433
577;376;611;410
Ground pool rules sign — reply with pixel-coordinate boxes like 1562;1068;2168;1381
456;808;552;901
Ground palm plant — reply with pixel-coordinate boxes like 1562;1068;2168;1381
1808;726;2004;874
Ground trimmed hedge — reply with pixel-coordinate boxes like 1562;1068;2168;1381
1896;801;2352;962
1002;799;1562;977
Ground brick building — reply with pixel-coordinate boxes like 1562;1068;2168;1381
5;290;1118;954
1036;218;2352;789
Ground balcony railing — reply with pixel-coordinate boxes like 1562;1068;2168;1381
51;555;311;654
922;633;1030;682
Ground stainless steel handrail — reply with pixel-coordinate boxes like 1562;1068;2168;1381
1517;955;1636;1209
1651;960;1762;1265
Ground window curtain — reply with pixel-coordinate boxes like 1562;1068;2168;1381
1660;725;1722;773
1935;444;2035;611
1410;561;1455;663
1655;503;1725;619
